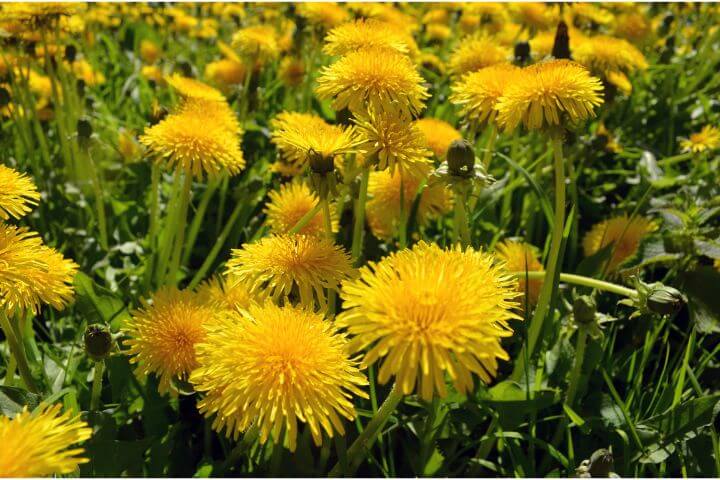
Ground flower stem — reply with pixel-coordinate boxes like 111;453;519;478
565;327;588;408
166;172;193;285
351;168;370;265
329;383;403;476
0;312;38;394
482;123;497;170
90;360;105;411
454;194;471;247
86;147;109;250
508;271;638;299
183;178;219;265
322;198;337;316
288;201;323;235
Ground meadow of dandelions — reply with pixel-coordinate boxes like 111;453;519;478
1;2;719;478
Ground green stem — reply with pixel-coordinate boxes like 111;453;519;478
565;327;588;408
454;195;471;247
398;175;407;249
166;172;193;285
85;147;109;250
90;360;105;411
351;168;370;265
155;171;184;286
658;151;693;166
322;198;337;316
482;123;497;170
329;383;403;476
0;312;38;393
188;200;244;290
143;164;161;291
288;201;323;235
508;271;638;299
221;425;259;472
472;416;499;467
3;354;16;387
183;178;219;264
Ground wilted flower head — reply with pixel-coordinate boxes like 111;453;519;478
0;225;77;316
0;165;40;220
450;63;521;126
0;404;91;477
414;118;462;158
226;234;354;310
680;125;720;153
323;19;418;58
123;287;215;394
264;181;337;236
495;59;604;132
231;25;279;62
449;35;509;76
191;303;367;451
582;215;657;272
316;47;429;116
337;241;520;400
495;240;544;306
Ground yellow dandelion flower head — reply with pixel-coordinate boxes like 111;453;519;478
196;274;261;313
139;39;161;64
217;39;242;63
204;59;247;89
298;2;350;30
315;47;429;116
278;56;305;87
450;63;521;126
605;70;633;95
270;111;363;169
0;404;91;477
264;181;337;236
418;52;445;76
140;99;244;178
492;22;528;47
582;215;657;272
118;129;142;163
414;118;462;158
0;165;40;220
349;2;418;32
2;2;81;24
166;74;226;102
449;35;510;77
567;3;614;26
614;12;652;44
231;25;279;63
528;29;578;59
366;169;452;241
0;225;77;316
574;35;648;78
141;65;164;84
495;59;604;132
191;303;368;451
458;12;481;35
226;234;354;310
426;24;452;42
71;59;105;87
680;125;720;153
123;287;214;394
337;241;520;400
354;107;433;177
509;2;558;30
495;240;544;306
323;19;418;58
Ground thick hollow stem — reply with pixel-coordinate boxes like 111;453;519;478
0;312;38;393
482;123;498;170
508;271;638;299
322;198;337;316
565;327;588;408
454;195;471;248
90;360;105;411
166;172;193;285
329;383;404;476
288;201;323;235
351;168;370;265
183;178;219;264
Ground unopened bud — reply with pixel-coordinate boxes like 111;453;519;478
514;41;530;64
0;87;10;108
84;325;112;361
446;139;475;178
64;44;77;63
308;148;334;175
588;448;614;477
573;295;597;325
77;118;92;139
646;284;685;316
552;21;571;60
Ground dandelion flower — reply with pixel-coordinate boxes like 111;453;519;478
166;74;226;102
680;126;720;153
337;242;519;400
196;275;260;313
191;303;367;451
123;287;214;394
226;234;353;310
448;35;509;76
426;24;452;43
573;36;647;94
231;25;279;63
139;39;161;64
141;65;164;84
354;108;433;177
298;2;350;30
278;57;305;87
614;12;651;45
582;215;657;272
0;225;77;316
264;182;337;236
0;404;91;477
414;118;462;158
315;47;429;116
140;99;245;178
366;169;452;241
495;59;604;132
0;165;40;220
510;2;557;30
204;59;246;90
323;19;418;58
495;240;544;306
450;64;521;126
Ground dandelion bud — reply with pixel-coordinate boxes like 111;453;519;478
514;41;530;65
84;325;112;361
77;118;92;140
64;44;77;63
573;295;597;325
335;107;352;127
588;448;615;477
646;284;685;316
0;86;10;108
308;149;334;175
446;139;475;178
552;21;571;60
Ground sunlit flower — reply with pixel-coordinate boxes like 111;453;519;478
278;56;305;87
422;8;450;25
348;3;418;32
567;3;614;27
0;165;40;220
366;168;452;241
582;215;657;272
71;59;105;86
0;404;91;477
139;39;161;64
573;36;647;94
426;24;452;43
231;25;279;63
680;125;720;153
354;108;433;177
336;241;520;400
123;287;214;394
418;52;445;76
204;59;246;90
323;19;418;58
495;240;544;306
510;2;557;30
495;60;604;132
3;2;81;26
298;2;349;30
414;118;462;158
264;182;337;236
140;98;245;178
448;35;509;76
316;47;429;116
614;12;652;44
450;63;521;126
191;303;367;451
226;234;354;310
0;224;77;316
196;275;261;313
117;129;142;163
141;65;164;84
166;74;226;102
